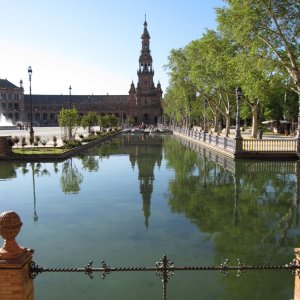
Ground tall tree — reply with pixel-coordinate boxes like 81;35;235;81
164;48;196;128
187;30;237;136
217;0;300;134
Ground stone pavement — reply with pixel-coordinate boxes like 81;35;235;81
0;126;97;147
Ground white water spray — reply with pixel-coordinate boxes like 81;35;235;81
0;114;13;126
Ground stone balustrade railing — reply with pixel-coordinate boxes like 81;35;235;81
172;127;300;159
242;139;297;152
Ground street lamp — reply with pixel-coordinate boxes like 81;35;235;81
203;98;208;133
28;66;34;140
235;87;242;139
69;85;72;109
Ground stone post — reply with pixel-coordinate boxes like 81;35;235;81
0;136;12;156
297;138;300;157
295;248;300;300
0;211;34;300
234;137;243;157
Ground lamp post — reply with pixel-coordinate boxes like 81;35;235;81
69;85;72;109
235;87;242;139
28;66;34;141
203;98;208;133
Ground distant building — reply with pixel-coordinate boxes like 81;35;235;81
0;18;163;126
0;79;24;123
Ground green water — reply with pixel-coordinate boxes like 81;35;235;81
0;133;299;300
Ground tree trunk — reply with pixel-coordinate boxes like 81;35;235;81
251;103;258;138
225;114;230;137
213;112;219;132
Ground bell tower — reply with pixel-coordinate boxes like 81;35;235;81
136;16;154;94
128;16;163;124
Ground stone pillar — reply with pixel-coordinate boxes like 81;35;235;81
0;136;12;156
0;211;34;300
297;138;300;157
234;137;243;157
295;248;300;300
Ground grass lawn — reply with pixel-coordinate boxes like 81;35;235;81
13;147;67;155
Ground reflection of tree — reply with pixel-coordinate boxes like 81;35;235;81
80;154;99;172
164;138;300;299
0;162;21;179
98;138;121;158
60;158;83;194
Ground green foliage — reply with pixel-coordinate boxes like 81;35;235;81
216;0;300;96
99;114;119;128
62;139;82;149
124;115;135;126
81;111;99;133
58;108;80;140
164;0;299;136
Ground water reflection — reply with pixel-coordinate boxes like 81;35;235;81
0;134;299;299
170;135;299;298
98;134;163;228
60;158;83;194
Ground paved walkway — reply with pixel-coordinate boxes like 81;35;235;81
0;126;98;147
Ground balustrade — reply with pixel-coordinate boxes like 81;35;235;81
172;127;299;158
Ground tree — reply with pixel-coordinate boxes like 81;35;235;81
164;48;197;128
124;115;135;127
187;30;237;135
217;0;300;133
81;111;99;134
99;114;119;129
58;108;80;140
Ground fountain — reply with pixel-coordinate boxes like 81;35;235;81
0;114;17;130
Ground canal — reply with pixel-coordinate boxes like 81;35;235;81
0;133;299;299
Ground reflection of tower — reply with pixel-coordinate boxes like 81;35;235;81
127;135;163;229
31;163;38;222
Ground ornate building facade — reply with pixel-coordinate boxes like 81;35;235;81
0;19;163;126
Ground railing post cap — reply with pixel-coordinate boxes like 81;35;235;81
0;211;23;238
0;211;30;261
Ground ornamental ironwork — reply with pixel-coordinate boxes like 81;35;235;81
29;254;300;300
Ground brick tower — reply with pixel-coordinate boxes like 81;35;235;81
128;16;163;125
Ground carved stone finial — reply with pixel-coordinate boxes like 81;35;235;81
0;211;27;261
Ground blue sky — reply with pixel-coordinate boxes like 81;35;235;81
1;0;224;95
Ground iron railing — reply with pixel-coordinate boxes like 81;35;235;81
29;254;300;300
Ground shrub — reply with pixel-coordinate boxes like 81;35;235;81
35;135;41;145
7;137;14;146
13;136;20;147
63;139;82;149
21;137;27;148
53;136;57;147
